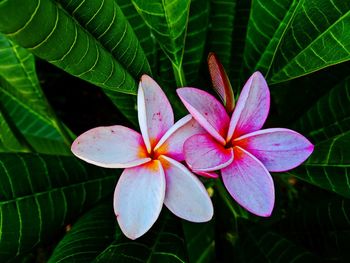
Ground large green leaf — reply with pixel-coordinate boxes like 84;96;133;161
0;111;26;152
0;35;71;154
49;208;187;262
278;196;350;262
207;0;237;77
242;0;297;76
132;0;191;86
293;76;350;143
0;153;118;262
231;224;319;263
48;203;115;263
269;0;350;83
290;130;350;198
182;0;210;85
0;0;150;98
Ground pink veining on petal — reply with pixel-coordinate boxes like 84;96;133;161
208;52;235;113
159;155;213;222
221;146;275;217
234;128;314;172
193;170;219;179
177;88;230;145
138;75;174;153
184;134;234;172
71;125;151;168
227;72;270;141
154;115;206;161
113;160;166;240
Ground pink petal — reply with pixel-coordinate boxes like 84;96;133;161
113;160;166;239
208;52;235;113
154;115;206;161
221;146;275;217
71;126;151;168
159;155;213;222
227;72;270;141
177;88;230;145
235;128;314;172
193;170;219;179
184;134;233;172
138;75;174;153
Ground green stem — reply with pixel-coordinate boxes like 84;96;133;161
172;62;186;87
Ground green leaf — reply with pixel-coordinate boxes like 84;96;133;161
242;0;297;75
182;0;210;85
0;111;27;152
231;224;319;263
93;211;187;262
132;0;191;86
182;220;215;263
290;130;350;198
293;76;350;143
48;203;115;263
0;153;118;262
207;0;237;77
0;35;71;154
278;196;350;262
269;0;350;83
0;0;150;99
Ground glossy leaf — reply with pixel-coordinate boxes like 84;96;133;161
293;76;350;143
0;111;26;152
269;0;350;83
242;0;297;76
132;0;191;86
0;0;150;99
0;153;118;262
291;130;350;198
48;203;115;263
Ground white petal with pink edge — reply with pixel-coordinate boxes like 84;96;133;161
177;88;230;145
154;115;206;161
159;155;213;222
138;75;174;153
113;160;166;240
184;134;234;172
227;72;270;141
71;125;151;168
234;128;314;172
221;146;275;217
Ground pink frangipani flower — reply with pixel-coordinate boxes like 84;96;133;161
177;56;314;217
71;75;213;239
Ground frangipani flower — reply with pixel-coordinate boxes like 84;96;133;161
71;75;213;239
177;56;314;217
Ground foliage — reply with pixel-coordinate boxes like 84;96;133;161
0;0;349;262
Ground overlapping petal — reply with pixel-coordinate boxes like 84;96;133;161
227;72;270;141
113;161;166;240
138;75;174;153
159;155;213;222
221;146;275;217
184;134;234;172
154;115;206;161
177;88;230;145
71;126;151;168
235;128;314;172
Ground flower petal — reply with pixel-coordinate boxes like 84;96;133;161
227;72;270;141
208;52;235;113
159;155;213;222
235;128;314;172
177;88;230;145
221;146;275;217
154;115;206;161
71;126;151;168
193;170;219;179
138;75;174;153
113;160;165;239
184;134;233;172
